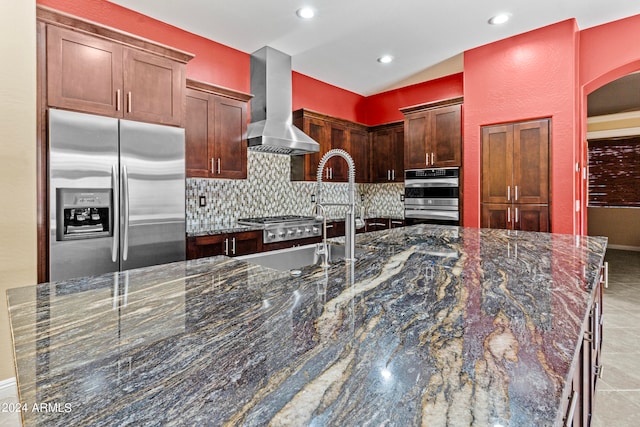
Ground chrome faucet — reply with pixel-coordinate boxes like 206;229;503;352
313;149;363;263
312;202;330;268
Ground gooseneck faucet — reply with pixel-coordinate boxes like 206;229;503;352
313;149;362;263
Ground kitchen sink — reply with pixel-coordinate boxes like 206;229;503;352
237;243;351;272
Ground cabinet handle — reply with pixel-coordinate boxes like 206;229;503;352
515;207;519;223
515;185;519;201
596;364;604;379
127;92;132;113
431;152;434;165
388;170;391;181
330;168;333;179
426;153;429;166
326;168;330;179
211;158;215;174
507;207;511;223
116;89;121;111
391;220;403;225
217;158;221;174
224;238;229;256
564;391;578;427
392;169;395;180
325;224;334;229
507;186;511;201
232;237;236;255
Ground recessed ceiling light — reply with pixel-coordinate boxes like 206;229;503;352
488;13;511;25
296;7;315;19
377;55;394;64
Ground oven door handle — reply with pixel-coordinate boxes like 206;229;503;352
404;179;458;187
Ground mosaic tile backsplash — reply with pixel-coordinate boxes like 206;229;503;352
186;151;404;233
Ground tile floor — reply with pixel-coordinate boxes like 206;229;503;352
592;248;640;427
0;249;637;427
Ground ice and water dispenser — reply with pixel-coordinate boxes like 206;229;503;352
56;188;112;241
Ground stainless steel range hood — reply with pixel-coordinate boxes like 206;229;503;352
247;46;319;155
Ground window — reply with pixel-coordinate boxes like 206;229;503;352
588;137;640;207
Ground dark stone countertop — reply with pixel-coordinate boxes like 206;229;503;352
7;225;607;426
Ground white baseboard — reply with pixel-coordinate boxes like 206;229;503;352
607;244;640;252
0;377;17;400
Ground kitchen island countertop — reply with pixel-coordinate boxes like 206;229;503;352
7;225;607;426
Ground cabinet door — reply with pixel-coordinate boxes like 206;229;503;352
514;205;549;232
213;95;247;179
481;124;514;204
404;112;429;169
371;128;394;183
391;127;405;181
228;231;261;256
301;117;329;181
481;203;512;230
349;128;369;183
431;104;462;167
47;25;123;116
185;88;213;177
123;48;184;126
188;234;227;259
327;124;349;181
513;120;549;204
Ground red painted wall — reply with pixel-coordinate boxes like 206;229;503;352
292;72;366;123
580;14;640;94
463;20;580;234
363;74;464;125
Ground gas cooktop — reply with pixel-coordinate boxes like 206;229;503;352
237;215;321;243
237;215;316;225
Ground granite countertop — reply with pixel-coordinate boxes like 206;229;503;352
7;225;607;426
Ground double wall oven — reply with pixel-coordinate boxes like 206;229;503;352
404;167;460;226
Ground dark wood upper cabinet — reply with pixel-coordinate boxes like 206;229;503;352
185;79;251;179
481;120;549;205
45;22;189;126
370;123;404;183
481;119;550;232
402;99;462;169
349;127;370;183
122;48;184;126
46;25;123;117
513;120;550;204
291;109;369;183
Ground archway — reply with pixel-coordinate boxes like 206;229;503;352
582;65;640;250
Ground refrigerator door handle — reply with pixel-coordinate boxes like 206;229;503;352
122;164;130;261
111;164;119;262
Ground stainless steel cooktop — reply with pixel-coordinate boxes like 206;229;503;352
237;215;322;244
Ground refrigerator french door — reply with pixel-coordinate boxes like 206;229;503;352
49;108;185;281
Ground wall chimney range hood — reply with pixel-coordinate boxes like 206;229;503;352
247;46;319;155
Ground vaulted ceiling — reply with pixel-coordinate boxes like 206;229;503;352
108;0;640;96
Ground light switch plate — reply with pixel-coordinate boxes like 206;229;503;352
199;196;207;207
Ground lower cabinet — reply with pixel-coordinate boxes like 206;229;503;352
187;218;406;260
365;218;390;232
325;221;346;238
481;203;549;232
187;230;262;260
562;267;604;426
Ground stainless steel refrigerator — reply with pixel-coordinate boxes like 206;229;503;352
49;108;186;281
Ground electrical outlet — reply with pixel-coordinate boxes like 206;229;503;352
311;194;316;203
199;196;207;207
360;193;365;202
400;194;404;202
